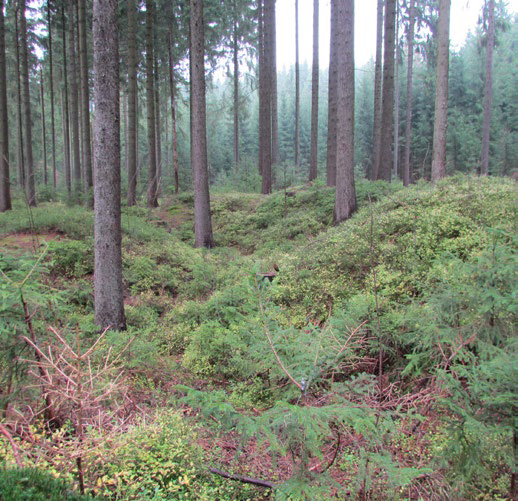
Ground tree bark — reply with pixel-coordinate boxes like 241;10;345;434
40;68;48;185
154;53;162;192
377;0;396;181
20;0;36;206
271;0;279;167
431;0;451;183
146;0;158;207
127;0;138;206
233;5;239;169
68;0;81;198
190;0;213;247
371;0;384;180
309;0;319;181
62;6;71;195
0;0;11;211
294;0;300;171
78;0;93;202
481;0;495;176
393;1;400;179
326;0;337;186
403;0;415;187
15;8;24;189
333;0;356;224
167;28;179;194
47;0;57;190
93;0;126;331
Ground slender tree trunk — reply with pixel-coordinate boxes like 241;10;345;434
40;68;48;185
47;0;57;189
309;0;319;181
481;0;495;176
20;0;36;206
377;0;396;181
333;0;356;223
232;8;239;168
371;0;384;180
271;1;279;167
294;0;300;170
78;0;92;201
68;0;81;198
403;0;415;187
93;0;126;331
127;0;137;206
190;0;213;247
393;1;400;179
326;0;338;186
257;0;264;175
62;7;71;195
15;8;24;188
146;0;158;207
0;0;11;211
167;29;179;194
154;53;162;192
431;0;451;183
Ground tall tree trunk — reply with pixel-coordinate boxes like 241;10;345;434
78;0;92;201
431;0;451;183
371;0;384;180
333;0;356;224
167;29;179;194
93;0;126;332
481;0;495;176
62;7;71;195
403;0;415;187
326;0;337;186
271;0;279;167
127;0;138;206
190;0;213;247
47;0;57;189
294;0;300;170
0;0;11;211
15;8;24;188
260;0;273;194
393;0;400;179
377;0;396;181
146;0;158;207
20;0;36;206
232;7;239;168
40;68;48;186
257;0;264;175
309;0;319;181
68;0;81;198
154;53;162;192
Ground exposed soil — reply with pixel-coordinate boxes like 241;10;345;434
0;232;62;256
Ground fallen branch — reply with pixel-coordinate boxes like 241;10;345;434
0;424;23;467
209;467;275;489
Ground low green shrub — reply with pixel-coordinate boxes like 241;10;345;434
48;239;94;277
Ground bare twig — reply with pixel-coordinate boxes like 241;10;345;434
209;467;275;489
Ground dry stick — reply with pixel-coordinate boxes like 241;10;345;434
209;467;274;489
255;277;303;391
0;424;23;467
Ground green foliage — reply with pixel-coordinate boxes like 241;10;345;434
0;468;96;501
47;239;94;277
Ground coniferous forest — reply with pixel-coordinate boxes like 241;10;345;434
0;0;517;499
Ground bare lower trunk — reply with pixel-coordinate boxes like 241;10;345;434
233;12;239;168
47;0;57;189
126;0;138;206
167;29;180;194
190;0;213;247
271;2;278;167
393;1;400;179
403;0;415;187
0;0;11;211
480;0;495;176
146;0;158;207
326;0;337;186
93;0;126;331
309;0;319;181
40;68;48;185
62;7;71;195
78;0;93;201
154;54;162;193
431;0;451;183
20;0;36;206
371;0;383;180
15;9;24;188
377;0;396;181
294;0;300;170
333;0;356;224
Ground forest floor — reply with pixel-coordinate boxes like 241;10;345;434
0;175;516;500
